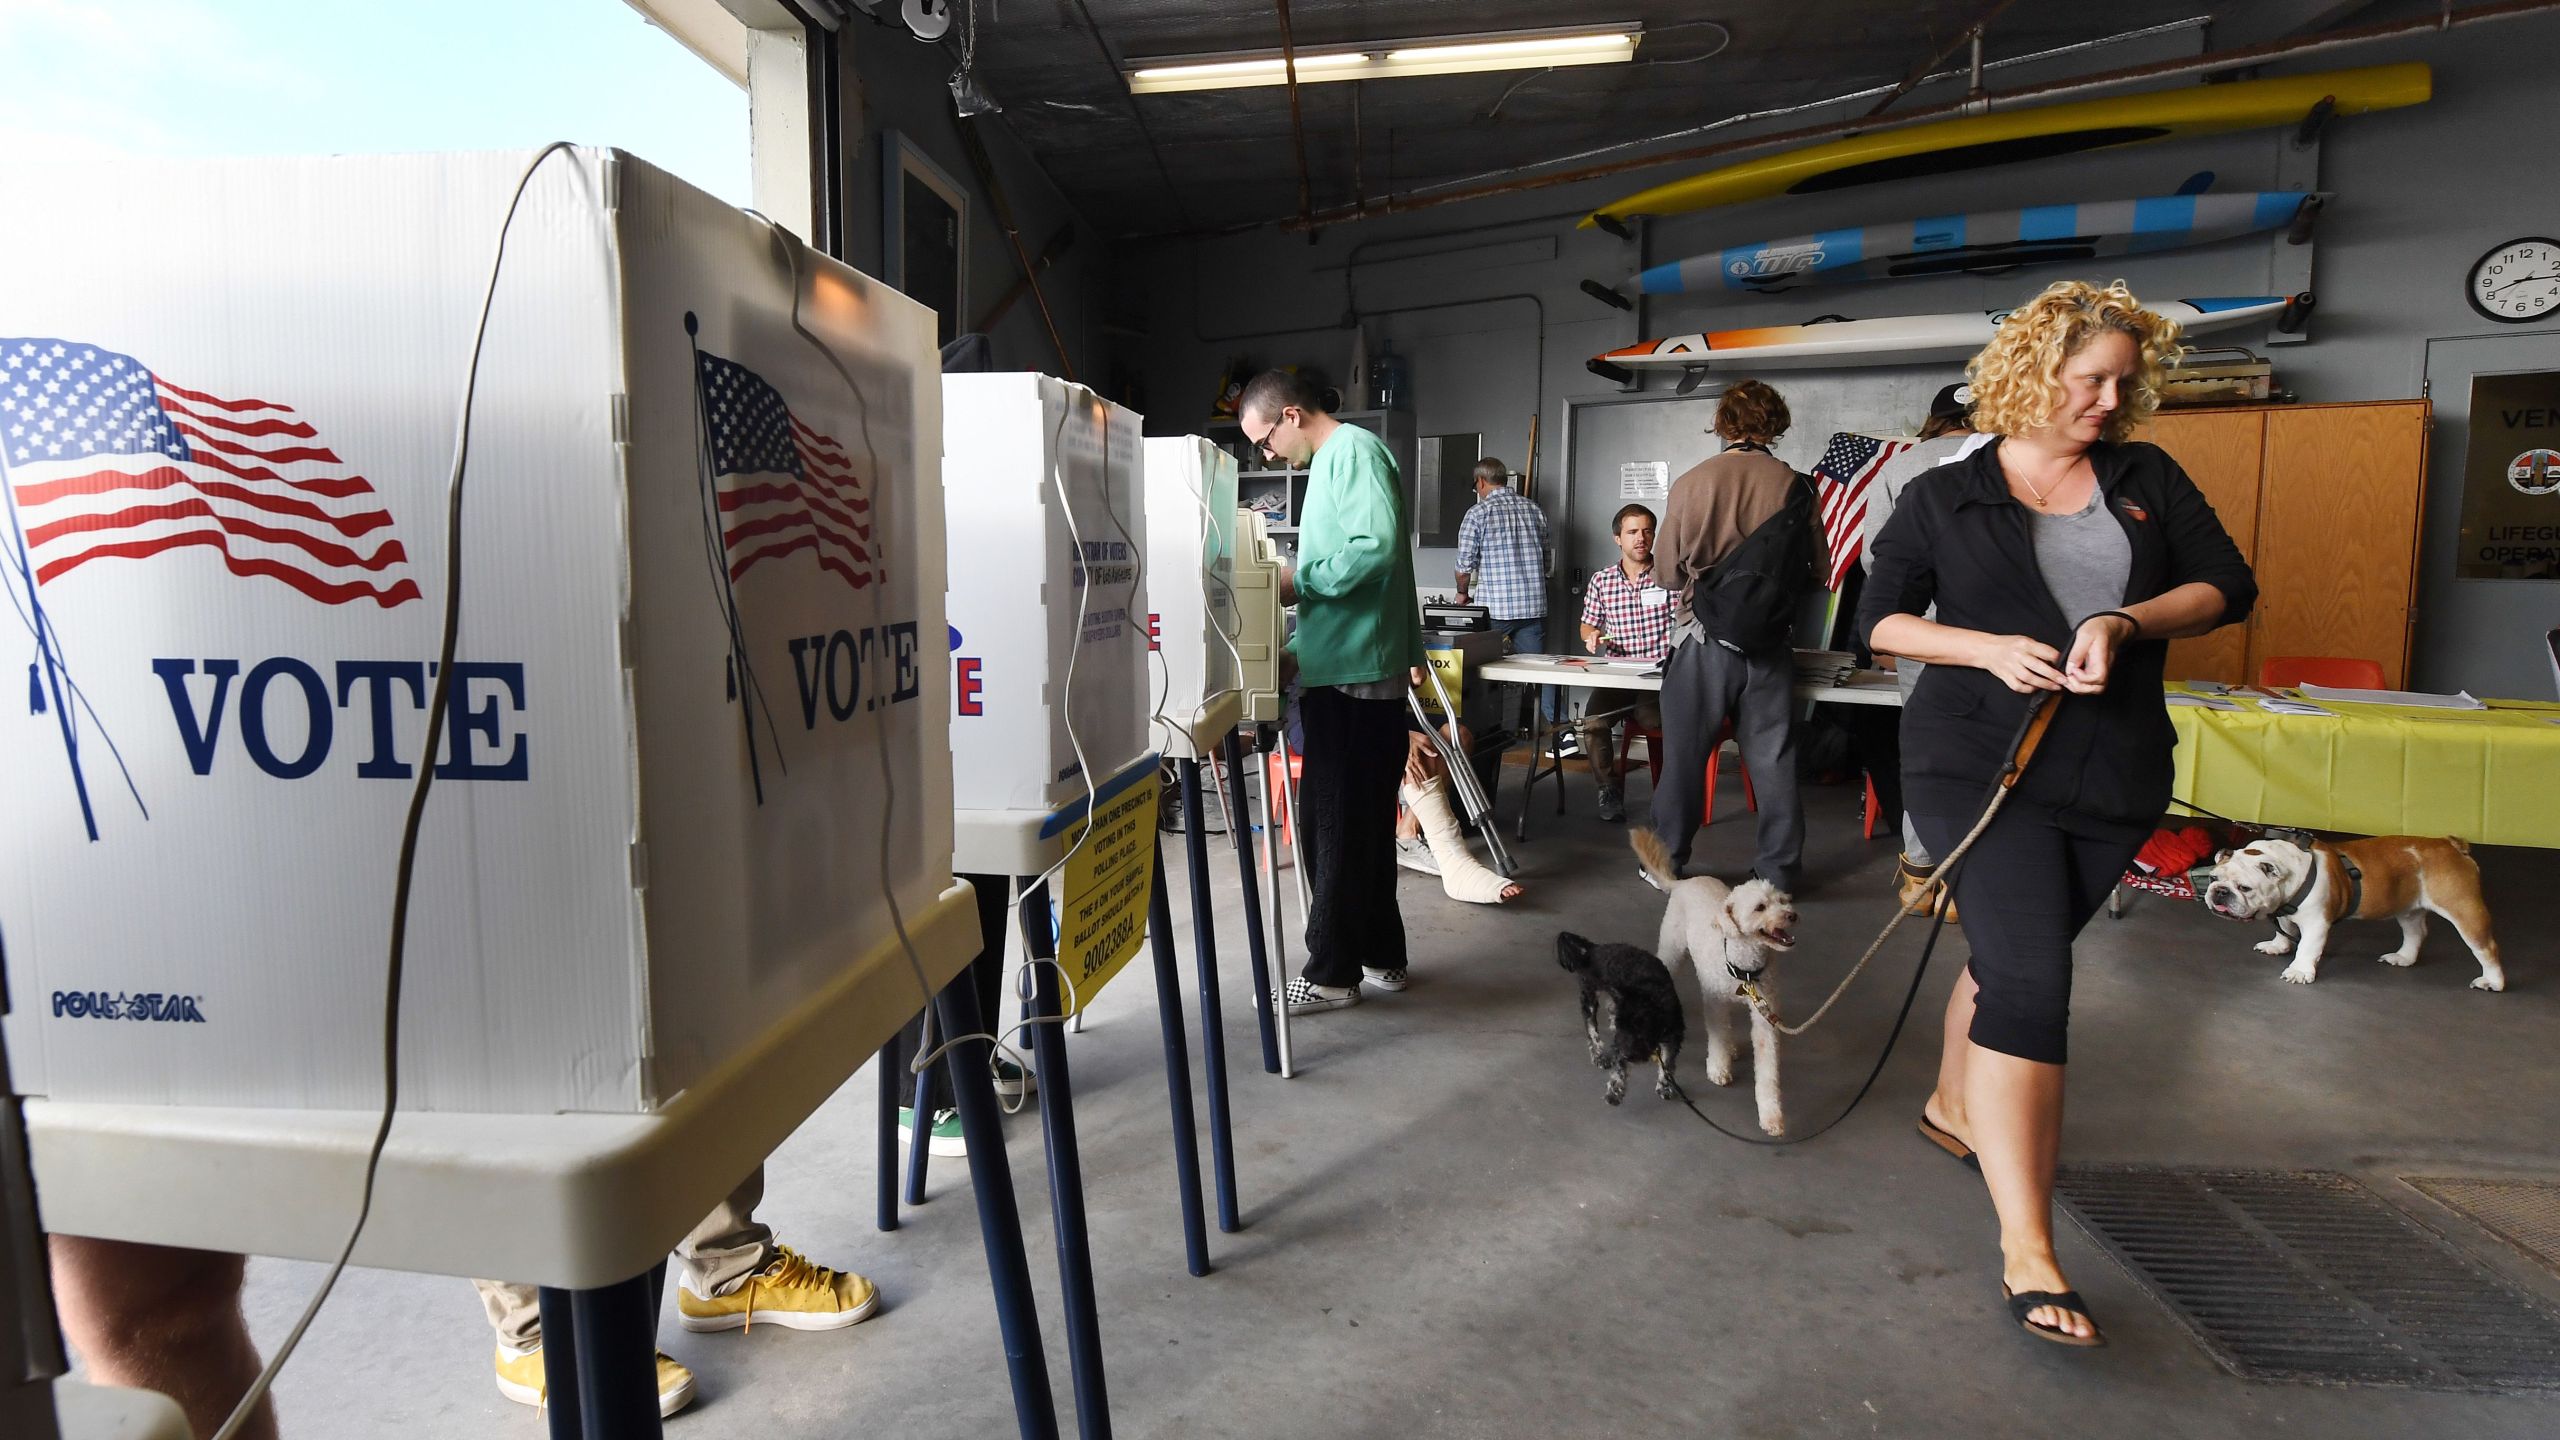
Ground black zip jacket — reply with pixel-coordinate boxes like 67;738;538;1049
1856;438;2258;837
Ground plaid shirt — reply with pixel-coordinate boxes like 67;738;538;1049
1578;560;1673;662
1454;484;1549;620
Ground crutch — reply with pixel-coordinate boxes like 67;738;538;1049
1411;669;1516;877
1255;729;1297;1077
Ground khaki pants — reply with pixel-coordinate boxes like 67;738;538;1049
472;1167;775;1352
1577;695;1663;795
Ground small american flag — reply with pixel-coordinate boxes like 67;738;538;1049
0;338;419;606
697;350;873;590
1811;431;1911;592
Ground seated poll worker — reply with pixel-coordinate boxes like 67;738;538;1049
1649;379;1821;894
1857;279;2255;1349
1394;718;1524;904
1242;370;1428;1015
1574;502;1670;823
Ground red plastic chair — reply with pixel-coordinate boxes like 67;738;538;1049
1628;720;1755;818
2259;656;2387;691
1264;749;1302;846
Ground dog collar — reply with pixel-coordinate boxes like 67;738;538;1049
1725;960;1767;983
2273;850;2363;923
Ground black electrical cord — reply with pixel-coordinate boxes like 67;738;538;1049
209;140;582;1440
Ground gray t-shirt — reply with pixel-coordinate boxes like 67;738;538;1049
2033;487;2133;628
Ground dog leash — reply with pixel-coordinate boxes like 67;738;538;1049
1739;692;2060;1038
1670;693;2059;1148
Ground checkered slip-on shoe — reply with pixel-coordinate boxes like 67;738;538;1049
1361;967;1409;992
1278;978;1362;1014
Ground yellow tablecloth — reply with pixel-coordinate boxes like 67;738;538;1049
2168;687;2560;849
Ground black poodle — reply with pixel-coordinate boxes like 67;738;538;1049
1558;931;1684;1106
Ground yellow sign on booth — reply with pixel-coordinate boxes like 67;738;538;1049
1420;643;1464;715
1053;768;1160;1014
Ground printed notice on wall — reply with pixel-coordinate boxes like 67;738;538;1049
1620;461;1669;501
2458;371;2560;579
1052;768;1159;1015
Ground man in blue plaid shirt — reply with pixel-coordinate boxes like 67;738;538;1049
1454;457;1558;725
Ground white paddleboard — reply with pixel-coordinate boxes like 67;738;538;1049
1589;295;2307;378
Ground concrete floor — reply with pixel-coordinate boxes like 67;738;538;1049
234;763;2560;1438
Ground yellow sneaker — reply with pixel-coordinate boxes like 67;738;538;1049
492;1345;695;1418
678;1245;881;1333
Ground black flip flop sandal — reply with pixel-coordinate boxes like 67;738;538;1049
2004;1286;2106;1348
1917;1112;1979;1171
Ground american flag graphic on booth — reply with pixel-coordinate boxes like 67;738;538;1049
0;338;419;607
1811;431;1912;592
696;350;873;590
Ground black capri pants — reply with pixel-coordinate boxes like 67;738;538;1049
1911;802;2142;1065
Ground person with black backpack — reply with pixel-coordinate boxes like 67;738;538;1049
1646;379;1827;895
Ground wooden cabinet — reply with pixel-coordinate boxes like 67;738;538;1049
2133;400;2430;687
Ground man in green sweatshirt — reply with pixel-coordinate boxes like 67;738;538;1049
1237;371;1425;1013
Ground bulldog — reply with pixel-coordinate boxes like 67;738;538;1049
2200;836;2505;991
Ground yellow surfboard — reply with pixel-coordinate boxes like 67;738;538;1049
1582;63;2430;230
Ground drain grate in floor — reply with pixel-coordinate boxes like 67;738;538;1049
2406;1178;2560;1276
2056;1166;2560;1391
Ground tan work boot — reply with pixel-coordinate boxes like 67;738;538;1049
1895;854;1958;923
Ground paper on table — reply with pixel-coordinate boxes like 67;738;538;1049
2165;692;2243;710
2255;697;2337;717
2297;684;2486;709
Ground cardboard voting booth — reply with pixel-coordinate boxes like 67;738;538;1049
1142;436;1240;756
0;148;955;1115
1230;510;1290;724
943;374;1149;814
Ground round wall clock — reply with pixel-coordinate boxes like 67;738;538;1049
2467;237;2560;324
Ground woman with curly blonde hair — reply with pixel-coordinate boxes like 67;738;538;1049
1855;280;2257;1347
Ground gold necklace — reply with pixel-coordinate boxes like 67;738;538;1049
2016;458;2078;508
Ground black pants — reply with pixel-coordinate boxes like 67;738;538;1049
1913;804;2140;1066
902;875;1013;1111
1298;684;1410;988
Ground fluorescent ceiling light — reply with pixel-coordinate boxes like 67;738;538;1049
1130;52;1370;83
1126;25;1641;95
1384;34;1638;63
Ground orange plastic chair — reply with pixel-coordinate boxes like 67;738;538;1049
2259;656;2387;691
1628;720;1755;817
1264;749;1303;846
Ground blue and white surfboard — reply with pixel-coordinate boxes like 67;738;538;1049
1617;192;2319;298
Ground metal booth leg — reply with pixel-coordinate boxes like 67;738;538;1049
1145;843;1213;1276
938;964;1063;1440
1177;757;1243;1234
903;1011;938;1205
874;1029;902;1231
1220;729;1280;1073
535;1287;583;1440
1017;879;1113;1438
537;1265;662;1439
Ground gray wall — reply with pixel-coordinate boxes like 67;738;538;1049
1117;14;2560;697
833;23;1116;388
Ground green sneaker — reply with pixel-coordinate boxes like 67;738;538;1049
897;1106;966;1157
992;1057;1037;1101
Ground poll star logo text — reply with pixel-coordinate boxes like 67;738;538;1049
52;990;209;1023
